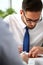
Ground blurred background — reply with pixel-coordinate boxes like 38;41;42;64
0;0;43;18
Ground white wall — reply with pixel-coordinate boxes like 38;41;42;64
12;0;22;13
0;0;9;11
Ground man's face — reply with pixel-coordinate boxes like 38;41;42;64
21;10;41;29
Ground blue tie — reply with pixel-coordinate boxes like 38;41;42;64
23;26;30;52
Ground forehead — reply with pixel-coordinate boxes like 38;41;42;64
24;11;41;19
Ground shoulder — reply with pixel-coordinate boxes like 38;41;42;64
0;19;9;32
4;13;19;23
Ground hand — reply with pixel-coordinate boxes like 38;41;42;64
28;46;43;58
18;46;23;53
20;52;29;64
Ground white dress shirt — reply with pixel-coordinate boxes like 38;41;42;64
4;14;43;49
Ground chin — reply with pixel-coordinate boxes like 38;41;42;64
28;26;36;29
29;27;35;29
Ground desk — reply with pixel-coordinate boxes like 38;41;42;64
28;58;43;65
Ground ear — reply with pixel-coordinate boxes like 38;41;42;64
20;10;23;15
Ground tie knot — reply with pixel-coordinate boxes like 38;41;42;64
25;26;28;31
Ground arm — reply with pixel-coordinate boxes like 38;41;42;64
0;19;25;65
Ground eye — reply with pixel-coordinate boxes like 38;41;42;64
26;19;32;21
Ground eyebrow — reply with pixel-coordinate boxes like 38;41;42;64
26;18;39;22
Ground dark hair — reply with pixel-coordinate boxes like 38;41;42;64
22;0;42;12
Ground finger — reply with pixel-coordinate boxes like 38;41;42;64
31;49;39;58
18;46;22;53
29;46;37;53
29;47;37;56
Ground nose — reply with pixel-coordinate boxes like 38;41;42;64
30;22;35;26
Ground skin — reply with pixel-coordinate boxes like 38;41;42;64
20;52;29;64
18;45;23;53
28;46;43;58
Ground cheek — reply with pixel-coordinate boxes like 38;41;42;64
33;23;37;26
30;22;36;26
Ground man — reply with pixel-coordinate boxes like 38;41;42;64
0;18;25;65
4;0;43;58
